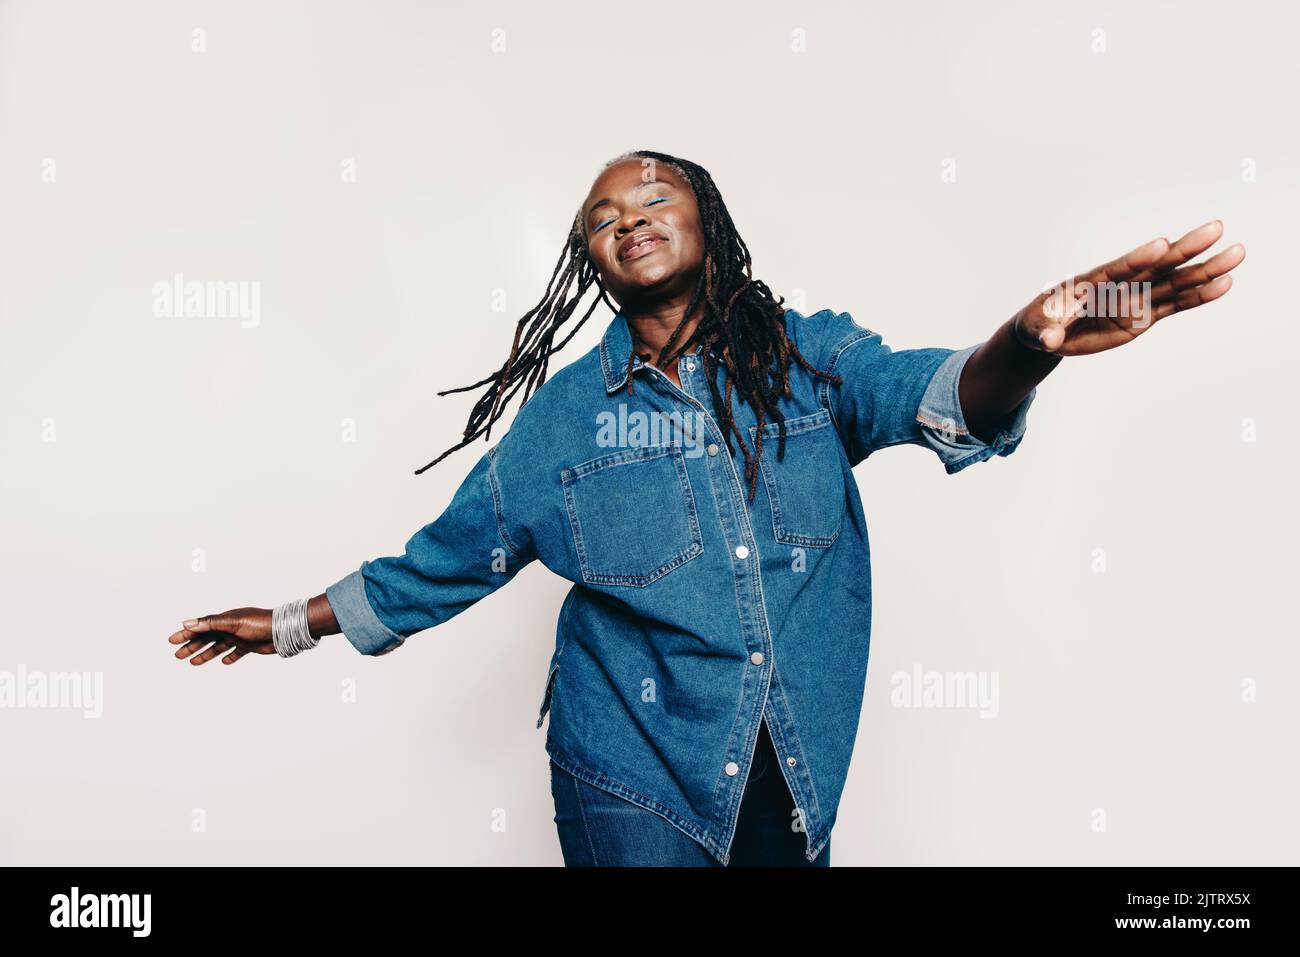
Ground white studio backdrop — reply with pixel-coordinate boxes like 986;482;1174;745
0;0;1295;865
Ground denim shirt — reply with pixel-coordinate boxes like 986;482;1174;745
325;307;1035;865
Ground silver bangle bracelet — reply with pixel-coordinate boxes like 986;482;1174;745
272;597;319;658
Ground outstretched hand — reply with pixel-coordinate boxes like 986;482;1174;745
1012;220;1245;355
168;608;276;666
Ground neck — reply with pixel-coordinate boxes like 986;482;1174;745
624;300;704;365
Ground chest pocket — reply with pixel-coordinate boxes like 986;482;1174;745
561;444;704;587
749;408;846;547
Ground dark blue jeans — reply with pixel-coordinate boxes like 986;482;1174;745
550;717;831;866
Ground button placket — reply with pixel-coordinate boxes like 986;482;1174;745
632;352;794;835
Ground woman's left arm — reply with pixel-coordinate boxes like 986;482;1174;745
959;220;1246;443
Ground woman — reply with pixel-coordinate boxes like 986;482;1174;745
167;149;1245;867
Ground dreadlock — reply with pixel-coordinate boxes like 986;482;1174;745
414;149;842;501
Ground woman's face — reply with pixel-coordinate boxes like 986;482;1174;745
581;158;705;306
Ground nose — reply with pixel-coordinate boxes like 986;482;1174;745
616;208;649;236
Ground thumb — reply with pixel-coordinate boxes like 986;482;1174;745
182;615;227;632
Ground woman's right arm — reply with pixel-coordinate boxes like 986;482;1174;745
168;594;342;666
168;441;536;666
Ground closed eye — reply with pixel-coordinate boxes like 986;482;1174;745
593;196;670;233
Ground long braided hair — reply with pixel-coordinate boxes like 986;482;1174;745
414;149;842;501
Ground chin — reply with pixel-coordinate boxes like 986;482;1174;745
624;262;677;284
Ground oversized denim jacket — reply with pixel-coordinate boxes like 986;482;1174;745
325;307;1035;865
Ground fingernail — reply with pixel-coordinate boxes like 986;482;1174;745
183;619;197;628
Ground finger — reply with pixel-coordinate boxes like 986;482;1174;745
167;627;196;645
1036;285;1088;350
190;639;234;666
174;635;221;659
172;628;232;658
1153;274;1233;321
222;646;250;665
181;615;222;633
1135;220;1224;280
1040;301;1087;351
1075;237;1170;286
1149;243;1245;301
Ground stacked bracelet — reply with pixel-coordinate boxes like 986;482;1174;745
271;597;320;658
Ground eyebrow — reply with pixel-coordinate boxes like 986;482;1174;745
586;180;674;220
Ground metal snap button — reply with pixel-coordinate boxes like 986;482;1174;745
706;443;719;456
734;545;749;560
750;652;764;665
725;762;739;776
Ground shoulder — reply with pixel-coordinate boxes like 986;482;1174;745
485;339;603;462
518;342;602;425
782;305;879;371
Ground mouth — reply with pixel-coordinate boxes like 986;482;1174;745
618;232;668;262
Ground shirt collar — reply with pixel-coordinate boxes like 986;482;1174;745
599;310;637;394
599;309;708;394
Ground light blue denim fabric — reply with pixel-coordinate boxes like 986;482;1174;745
325;307;1035;865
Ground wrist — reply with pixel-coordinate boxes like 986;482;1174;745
307;593;340;640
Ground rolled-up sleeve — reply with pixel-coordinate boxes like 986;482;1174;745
325;564;406;656
914;343;1035;474
324;445;535;656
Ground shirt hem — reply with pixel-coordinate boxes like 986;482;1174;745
545;740;731;866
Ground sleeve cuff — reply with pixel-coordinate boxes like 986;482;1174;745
915;344;1035;474
324;564;406;656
